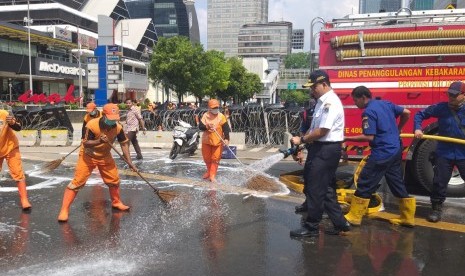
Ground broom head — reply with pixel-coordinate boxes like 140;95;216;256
156;189;179;204
41;157;65;172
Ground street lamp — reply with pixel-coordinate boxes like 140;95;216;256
71;49;83;108
24;0;33;94
309;17;325;71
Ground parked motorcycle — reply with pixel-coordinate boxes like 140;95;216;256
169;120;200;159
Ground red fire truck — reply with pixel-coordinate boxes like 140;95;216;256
317;9;465;196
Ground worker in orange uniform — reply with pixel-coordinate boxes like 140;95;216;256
82;102;101;139
199;99;231;182
0;106;32;210
57;103;136;222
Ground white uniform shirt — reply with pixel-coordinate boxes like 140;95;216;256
309;89;344;142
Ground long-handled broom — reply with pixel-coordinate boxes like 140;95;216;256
107;142;178;204
42;144;81;172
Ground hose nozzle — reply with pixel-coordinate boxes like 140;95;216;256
280;147;297;159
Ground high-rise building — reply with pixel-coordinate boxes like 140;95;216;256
359;0;464;13
207;0;268;57
125;0;200;43
411;0;435;10
238;22;292;62
359;0;382;13
292;29;304;50
379;0;402;12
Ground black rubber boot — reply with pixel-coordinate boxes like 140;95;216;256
427;202;443;223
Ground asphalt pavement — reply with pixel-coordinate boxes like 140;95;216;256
1;146;465;275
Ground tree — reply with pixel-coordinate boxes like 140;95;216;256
279;89;309;105
148;36;205;102
193;50;230;101
284;52;310;69
238;72;262;103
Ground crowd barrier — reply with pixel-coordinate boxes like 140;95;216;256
13;104;306;149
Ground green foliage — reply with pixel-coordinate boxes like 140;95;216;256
149;36;205;102
284;52;310;69
149;37;260;104
67;103;79;110
280;89;309;104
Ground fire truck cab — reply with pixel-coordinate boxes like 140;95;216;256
317;8;465;196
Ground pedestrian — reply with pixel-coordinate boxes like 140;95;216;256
82;102;101;139
414;81;465;222
124;99;146;160
289;70;349;237
199;99;231;182
345;85;415;227
0;106;32;210
57;103;136;222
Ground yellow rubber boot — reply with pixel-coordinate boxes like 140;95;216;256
345;195;370;226
389;197;416;227
109;186;130;211
203;162;211;179
209;162;219;182
58;188;78;222
17;181;32;210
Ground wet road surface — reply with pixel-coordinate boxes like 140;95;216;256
1;148;465;275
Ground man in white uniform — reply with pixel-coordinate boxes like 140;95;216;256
289;70;350;237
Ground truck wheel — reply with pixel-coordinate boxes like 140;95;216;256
169;143;181;160
411;139;465;197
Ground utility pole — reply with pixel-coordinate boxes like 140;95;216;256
24;0;33;94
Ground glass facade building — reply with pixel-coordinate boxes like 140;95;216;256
125;0;200;43
207;0;268;57
359;0;463;13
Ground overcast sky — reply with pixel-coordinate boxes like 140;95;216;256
194;0;359;51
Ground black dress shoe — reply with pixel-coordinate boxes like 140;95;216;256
290;226;319;237
295;203;308;213
325;221;350;236
136;155;143;160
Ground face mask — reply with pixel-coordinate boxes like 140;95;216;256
210;109;219;114
104;118;117;126
90;110;98;117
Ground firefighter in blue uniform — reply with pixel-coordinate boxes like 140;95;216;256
344;86;415;227
414;81;465;222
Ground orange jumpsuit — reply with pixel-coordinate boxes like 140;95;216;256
68;117;128;190
201;112;228;181
0;110;25;181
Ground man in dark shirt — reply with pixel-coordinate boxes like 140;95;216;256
414;81;465;222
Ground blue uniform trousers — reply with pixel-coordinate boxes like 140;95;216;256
354;149;409;199
432;156;465;204
303;142;347;230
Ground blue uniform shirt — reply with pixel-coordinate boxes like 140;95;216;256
363;100;404;161
414;102;465;160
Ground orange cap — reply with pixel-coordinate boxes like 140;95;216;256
86;102;97;112
208;99;220;109
103;103;120;120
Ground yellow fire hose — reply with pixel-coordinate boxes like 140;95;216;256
400;133;465;145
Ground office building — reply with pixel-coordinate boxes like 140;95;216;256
238;22;292;63
0;0;157;101
292;29;304;50
207;0;268;57
125;0;200;43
